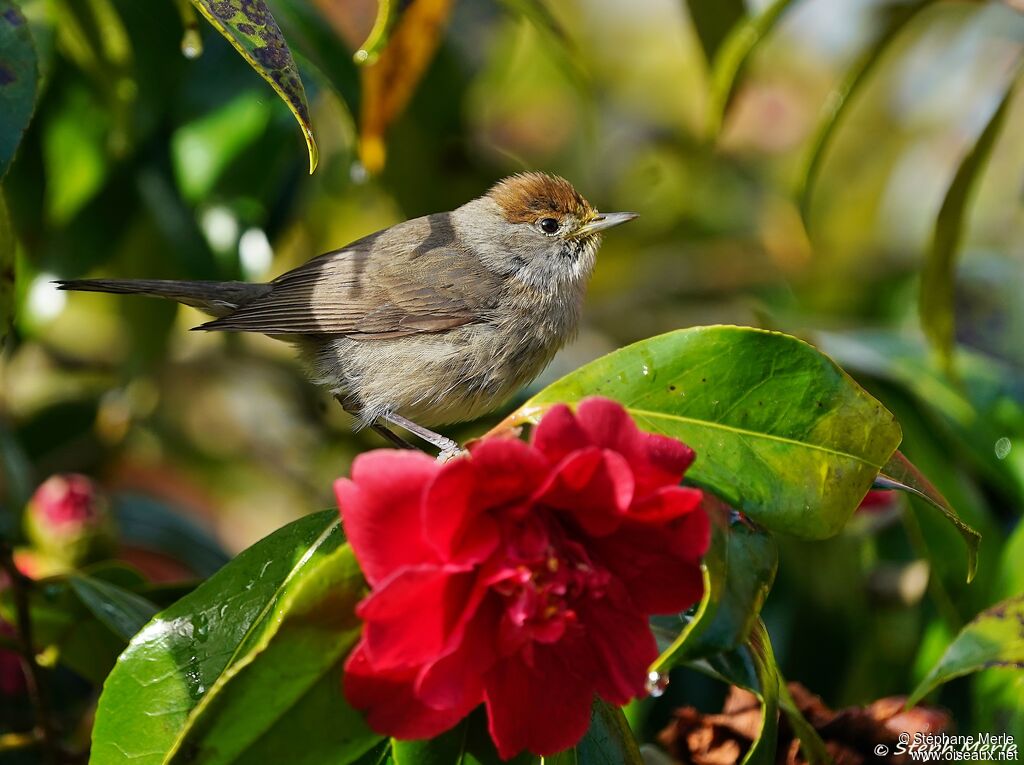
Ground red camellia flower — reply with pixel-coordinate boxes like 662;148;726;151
336;398;710;758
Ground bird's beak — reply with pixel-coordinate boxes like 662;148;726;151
572;211;638;238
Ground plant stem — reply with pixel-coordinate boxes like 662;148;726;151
0;542;59;765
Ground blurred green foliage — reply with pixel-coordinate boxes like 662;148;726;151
1;0;1024;759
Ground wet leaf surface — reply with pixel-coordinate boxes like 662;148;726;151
165;542;377;764
90;510;343;765
505;326;903;539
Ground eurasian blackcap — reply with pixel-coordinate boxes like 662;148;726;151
59;173;637;457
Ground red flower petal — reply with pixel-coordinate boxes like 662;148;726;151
484;647;595;758
575;398;644;455
344;641;473;740
589;508;709;615
629;485;704;524
537;448;635;536
422;439;548;565
358;567;477;669
422;459;500;565
578;593;658;705
335;450;440;585
531;403;592;465
634;432;696;495
469;438;551;507
415;596;501;711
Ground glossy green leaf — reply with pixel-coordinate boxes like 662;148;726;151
653;497;777;671
695;621;779;765
875;450;980;582
908;594;1024;706
507;326;903;539
707;0;797;138
797;0;935;223
920;69;1020;372
189;0;318;172
69;575;158;641
0;0;38;179
164;542;376;764
685;0;746;66
91;510;343;765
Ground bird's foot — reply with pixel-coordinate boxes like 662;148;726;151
383;412;463;462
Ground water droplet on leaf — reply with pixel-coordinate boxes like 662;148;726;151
646;670;669;697
995;437;1011;460
181;29;203;59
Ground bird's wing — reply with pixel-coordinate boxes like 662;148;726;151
196;215;502;337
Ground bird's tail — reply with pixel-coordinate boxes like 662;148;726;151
56;279;272;318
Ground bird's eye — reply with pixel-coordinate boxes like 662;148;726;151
539;217;560;234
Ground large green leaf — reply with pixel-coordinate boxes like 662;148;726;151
506;326;902;539
653;497;777;671
908;594;1024;706
164;542;377;764
189;0;318;172
0;0;39;179
90;510;343;765
875;450;980;582
707;0;798;138
797;0;936;223
920;69;1020;372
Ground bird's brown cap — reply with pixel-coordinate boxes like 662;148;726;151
487;172;596;224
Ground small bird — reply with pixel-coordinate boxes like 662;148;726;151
59;173;636;457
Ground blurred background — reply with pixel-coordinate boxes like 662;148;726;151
1;0;1023;751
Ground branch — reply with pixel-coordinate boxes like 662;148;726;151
0;541;59;765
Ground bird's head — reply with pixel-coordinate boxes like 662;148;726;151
461;173;637;288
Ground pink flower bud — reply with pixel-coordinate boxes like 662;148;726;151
25;474;117;567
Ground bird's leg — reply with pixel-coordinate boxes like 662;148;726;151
383;412;462;462
334;394;417;451
370;422;418;450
